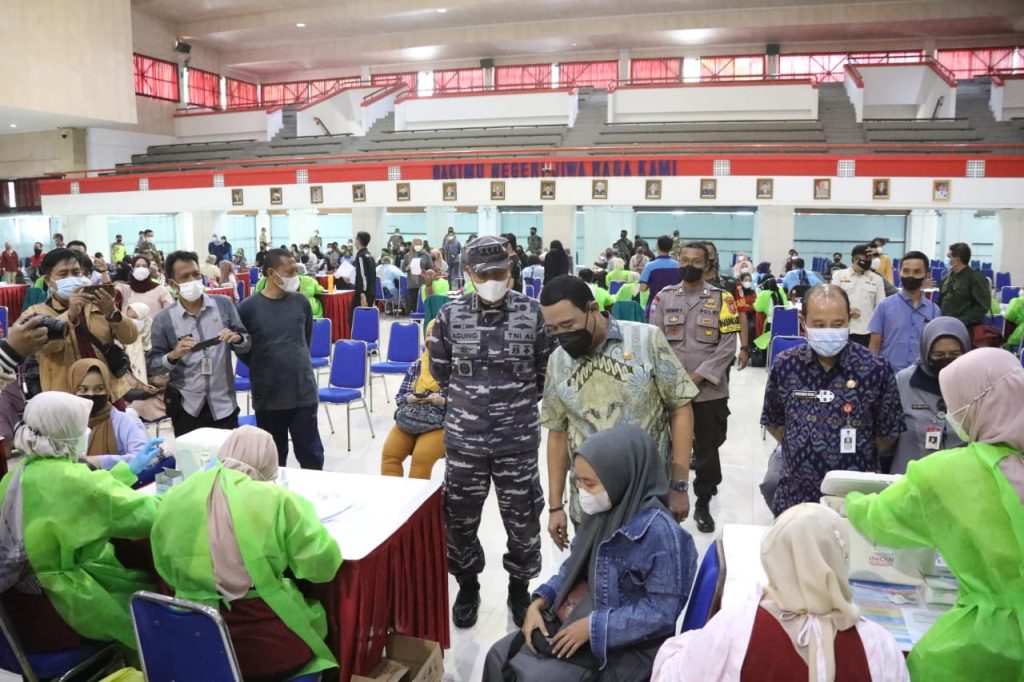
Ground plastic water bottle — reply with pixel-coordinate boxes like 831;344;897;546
198;450;211;472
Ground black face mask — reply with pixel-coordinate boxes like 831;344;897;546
928;357;956;375
34;248;42;255
901;276;924;292
85;394;108;416
555;312;594;360
680;265;704;283
856;259;872;270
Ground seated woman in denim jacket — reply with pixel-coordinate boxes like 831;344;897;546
483;424;698;681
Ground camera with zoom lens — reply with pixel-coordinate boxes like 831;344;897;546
39;317;69;340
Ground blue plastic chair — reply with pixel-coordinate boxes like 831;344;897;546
609;280;624;295
0;306;7;337
0;598;123;682
681;539;724;632
370;322;421;406
769;307;800;338
238;414;258;427
320;340;375;451
236;280;246;301
409;293;425;322
524;284;536;299
1000;286;1020;304
351;306;380;355
769;335;807;368
235;360;251;414
995;272;1011;290
132;591;320;682
249;267;260;285
309;318;332;378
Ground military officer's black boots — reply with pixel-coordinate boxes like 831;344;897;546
453;574;481;628
507;578;531;627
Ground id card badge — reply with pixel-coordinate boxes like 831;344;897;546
840;427;857;454
925;427;942;450
201;356;213;376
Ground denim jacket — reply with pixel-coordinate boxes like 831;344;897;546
533;507;698;668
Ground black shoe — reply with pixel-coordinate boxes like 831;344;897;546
452;575;481;629
694;499;715;534
507;578;531;628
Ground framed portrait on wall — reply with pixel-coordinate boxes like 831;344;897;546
540;180;556;200
813;178;831;200
310;185;324;204
645;179;662;200
592;179;608;200
352;184;366;202
231;188;244;206
700;178;717;199
933;179;951;201
872;178;890;200
396;182;411;202
269;187;283;205
756;178;773;200
442;182;457;202
490;181;506;200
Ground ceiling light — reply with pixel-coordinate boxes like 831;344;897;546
436;8;447;13
404;45;441;60
670;28;713;44
295;22;306;28
571;43;577;47
8;124;16;128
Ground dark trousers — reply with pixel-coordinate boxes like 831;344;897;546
349;291;375;325
444;447;544;581
407;285;421;314
692;398;729;500
172;402;239;438
256;405;325;469
850;333;871;347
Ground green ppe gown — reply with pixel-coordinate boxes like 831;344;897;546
150;466;342;676
0;458;157;647
846;442;1024;681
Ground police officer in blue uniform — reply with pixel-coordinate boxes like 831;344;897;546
429;236;554;629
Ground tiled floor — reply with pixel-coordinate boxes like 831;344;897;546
1;317;776;682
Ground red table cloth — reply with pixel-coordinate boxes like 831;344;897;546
318;291;354;341
312;489;450;682
317;274;335;292
0;285;29;325
236;271;251;298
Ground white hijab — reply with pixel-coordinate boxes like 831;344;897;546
13;392;91;460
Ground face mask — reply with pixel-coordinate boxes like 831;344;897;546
805;327;850;358
132;266;151;281
833;257;841;263
177;280;205;302
556;313;595;359
84;394;108;416
869;257;881;270
945;257;954;268
475;279;508;303
579;488;613;515
901;276;924;292
680;265;704;283
946;403;970;441
132;318;146;332
874;245;884;254
34;248;42;255
740;266;750;274
146;237;154;243
413;245;423;252
53;275;89;300
856;259;871;271
742;281;753;290
928;357;956;375
278;274;300;293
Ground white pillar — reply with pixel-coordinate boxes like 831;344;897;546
753;205;795;274
618;49;630;82
352;207;386;253
425;206;456;248
937;210;976;254
582;205;634;270
187;211;229;257
174;213;194;252
995;209;1024;285
360;65;371;82
477;205;499;237
62;215;107;253
905;209;940;259
543;205;578;267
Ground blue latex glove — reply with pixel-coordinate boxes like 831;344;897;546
129;438;164;474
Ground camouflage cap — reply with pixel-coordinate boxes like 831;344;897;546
462;235;511;274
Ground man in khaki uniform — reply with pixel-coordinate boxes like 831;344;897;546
649;242;740;533
832;243;887;347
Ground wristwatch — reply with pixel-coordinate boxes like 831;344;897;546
669;479;689;492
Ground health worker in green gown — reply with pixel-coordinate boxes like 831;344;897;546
0;391;157;650
846;347;1024;681
151;425;342;680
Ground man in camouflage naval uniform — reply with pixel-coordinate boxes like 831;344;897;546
429;236;554;629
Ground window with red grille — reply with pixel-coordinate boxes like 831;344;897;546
699;55;765;81
225;77;258;108
133;54;179;101
629;58;682;83
310;76;364;99
433;68;485;93
936;47;1018;79
494;64;552;89
261;81;311;106
559;61;619;88
778;50;923;82
371;72;418;92
188;68;221;108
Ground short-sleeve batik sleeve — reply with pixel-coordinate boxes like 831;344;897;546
760;358;786;428
540;352;570;432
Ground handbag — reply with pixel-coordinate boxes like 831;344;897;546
395;401;445;435
81;327;132;379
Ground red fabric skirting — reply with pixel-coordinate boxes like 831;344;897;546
0;285;28;323
317;275;334;291
318;292;354;342
313;489;450;682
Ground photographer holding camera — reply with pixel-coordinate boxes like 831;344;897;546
0;316;50;390
20;248;138;398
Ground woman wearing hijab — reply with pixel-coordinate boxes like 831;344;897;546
123;301;152;387
889;317;969;474
115;254;173;312
232;247;248;269
483;425;698;681
0;392;157;652
846;348;1024;681
753;261;772;286
216;260;239;301
543;240;572;286
151;425;342;680
751;276;789;352
652;504;908;682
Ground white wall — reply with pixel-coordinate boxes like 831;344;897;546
85;128;176;174
852;64;956;121
394;90;578;131
608;81;819;123
295;87;380;137
174;109;281;142
990;78;1024;122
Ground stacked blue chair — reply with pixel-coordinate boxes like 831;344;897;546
131;591;320;682
995;272;1012;291
1000;286;1020;305
370;322;420;407
769;307;800;338
351;306;380;356
319;340;375;451
769;335;807;368
681;540;724;632
409;294;425;322
235;360;251;414
309;318;332;379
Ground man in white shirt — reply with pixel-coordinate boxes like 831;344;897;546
832;244;887;347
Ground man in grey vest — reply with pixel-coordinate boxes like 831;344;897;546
429;236;554;630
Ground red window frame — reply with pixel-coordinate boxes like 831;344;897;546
261;81;311;106
371;72;418;92
310;76;364;99
433;68;485;93
225;77;258;108
699;54;765;81
778;50;923;82
937;47;1018;79
494;64;552;89
629;58;682;83
133;53;179;102
559;60;619;88
187;68;221;108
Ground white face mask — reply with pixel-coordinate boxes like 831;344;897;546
132;318;146;332
278;274;301;293
946;403;970;441
579;488;613;515
132;266;151;282
413;245;423;252
177;280;205;302
475;279;509;303
805;327;850;358
871;257;882;270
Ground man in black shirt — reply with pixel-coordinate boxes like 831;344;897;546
353;231;377;320
502;233;524;293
